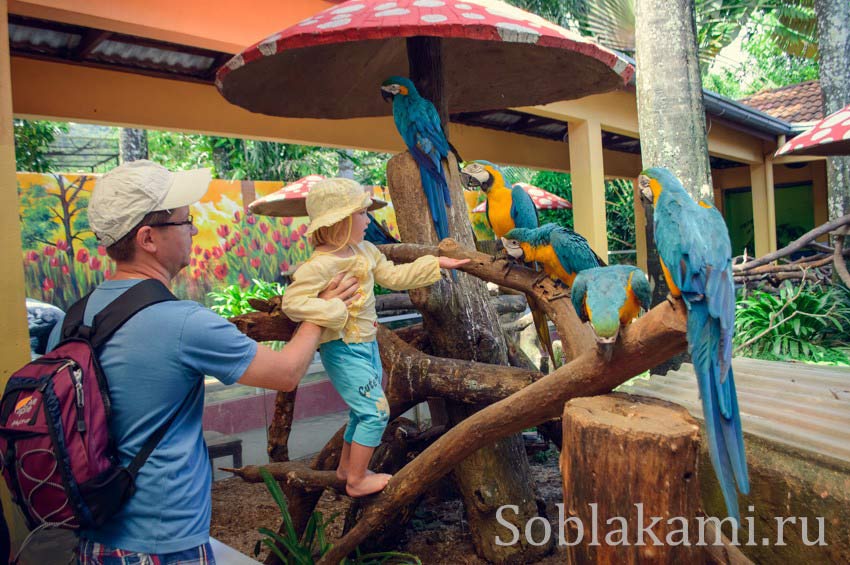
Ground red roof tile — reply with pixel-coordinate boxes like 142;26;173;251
739;80;823;124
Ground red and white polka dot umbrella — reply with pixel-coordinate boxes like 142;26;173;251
775;104;850;157
216;0;634;119
249;175;387;217
471;182;571;213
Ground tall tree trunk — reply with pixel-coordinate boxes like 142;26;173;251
377;37;552;563
634;0;709;373
338;149;355;179
118;128;148;163
815;0;850;222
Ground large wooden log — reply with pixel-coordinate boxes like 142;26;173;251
388;148;551;562
561;393;701;563
317;299;689;564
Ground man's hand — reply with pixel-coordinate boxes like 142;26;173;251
318;272;361;307
438;257;471;270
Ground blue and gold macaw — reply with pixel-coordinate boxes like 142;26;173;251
460;161;537;238
381;76;452;240
459;160;562;365
501;223;605;287
638;166;749;522
571;265;651;357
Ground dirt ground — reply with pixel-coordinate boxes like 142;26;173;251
210;450;569;564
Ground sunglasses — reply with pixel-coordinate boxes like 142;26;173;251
149;215;194;228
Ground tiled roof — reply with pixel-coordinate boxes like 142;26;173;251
739;80;823;124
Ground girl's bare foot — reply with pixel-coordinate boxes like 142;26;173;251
346;473;391;497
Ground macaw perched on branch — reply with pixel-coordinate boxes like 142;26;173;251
460;160;561;365
460;161;537;238
381;76;451;241
638;166;749;523
571;265;650;358
501;223;604;287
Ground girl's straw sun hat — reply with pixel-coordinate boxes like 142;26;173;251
305;178;386;235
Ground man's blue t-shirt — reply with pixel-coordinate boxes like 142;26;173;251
47;279;258;553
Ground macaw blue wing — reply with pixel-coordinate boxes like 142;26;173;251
654;188;748;522
630;268;652;310
510;184;538;230
570;273;589;322
550;228;603;276
365;213;400;245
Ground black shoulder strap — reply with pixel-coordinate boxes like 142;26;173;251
62;279;177;349
127;380;200;478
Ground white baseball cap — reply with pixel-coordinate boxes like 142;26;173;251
88;160;212;246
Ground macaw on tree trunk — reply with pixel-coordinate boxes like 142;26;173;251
381;76;452;241
638;166;749;523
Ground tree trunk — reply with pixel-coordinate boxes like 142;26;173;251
815;0;850;222
561;393;701;563
118;128;148;162
338;149;356;179
634;0;708;374
382;37;551;563
635;0;713;306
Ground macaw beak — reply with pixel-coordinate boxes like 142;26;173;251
381;88;394;102
637;175;654;204
461;169;492;192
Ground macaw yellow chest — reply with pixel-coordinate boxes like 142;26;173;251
523;244;576;287
486;189;516;238
619;283;642;325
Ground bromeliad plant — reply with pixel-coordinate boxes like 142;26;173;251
255;468;421;565
734;280;850;364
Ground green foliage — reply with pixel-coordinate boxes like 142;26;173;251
703;9;819;98
147;130;391;185
735;281;850;364
14;119;68;173
208;279;286;318
254;467;421;564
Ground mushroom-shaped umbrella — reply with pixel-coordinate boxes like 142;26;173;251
216;0;634;119
775;104;850;157
249;174;387;217
470;182;571;213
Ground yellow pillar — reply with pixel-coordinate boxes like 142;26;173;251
749;160;777;258
632;179;648;273
812;162;829;241
568;119;608;260
1;0;35;546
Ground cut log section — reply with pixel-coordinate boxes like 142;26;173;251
561;393;701;564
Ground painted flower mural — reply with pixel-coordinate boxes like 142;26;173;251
18;175;403;310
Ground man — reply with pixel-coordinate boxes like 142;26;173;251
47;160;358;563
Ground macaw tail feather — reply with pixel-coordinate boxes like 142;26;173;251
688;302;750;523
418;161;451;241
529;300;557;369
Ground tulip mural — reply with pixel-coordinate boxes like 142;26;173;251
19;174;402;310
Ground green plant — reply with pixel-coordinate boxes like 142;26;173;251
254;468;421;564
734;281;850;364
208;279;286;317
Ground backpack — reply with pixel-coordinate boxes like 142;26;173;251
0;279;186;538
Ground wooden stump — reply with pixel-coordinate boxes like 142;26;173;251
561;393;701;564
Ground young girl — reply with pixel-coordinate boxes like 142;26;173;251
282;178;468;497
